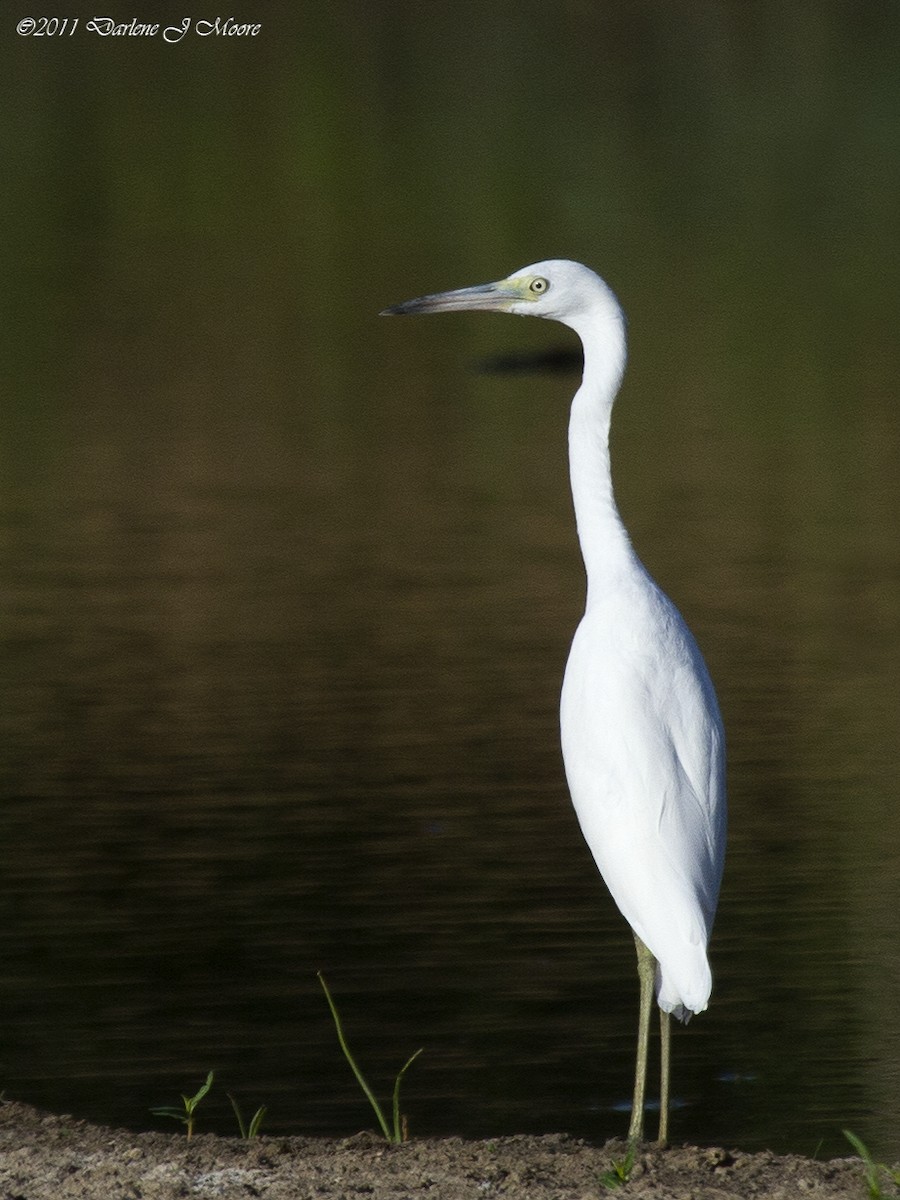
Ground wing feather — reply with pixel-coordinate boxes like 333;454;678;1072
560;575;726;1016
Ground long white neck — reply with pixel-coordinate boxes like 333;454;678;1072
566;311;635;605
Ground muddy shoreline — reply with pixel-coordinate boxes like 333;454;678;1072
1;1098;891;1199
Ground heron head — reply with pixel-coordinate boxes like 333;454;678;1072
381;259;623;337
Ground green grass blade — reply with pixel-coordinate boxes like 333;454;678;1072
227;1093;247;1138
391;1048;423;1142
149;1106;188;1124
842;1129;868;1158
600;1145;636;1190
842;1130;883;1200
228;1093;267;1139
318;972;391;1141
190;1071;214;1110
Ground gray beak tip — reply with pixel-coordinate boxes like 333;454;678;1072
379;301;415;316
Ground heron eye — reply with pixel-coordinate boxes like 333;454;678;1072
529;277;549;295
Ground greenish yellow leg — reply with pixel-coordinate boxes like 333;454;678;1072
658;1007;670;1145
628;935;656;1144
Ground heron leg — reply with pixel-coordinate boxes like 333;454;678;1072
628;935;656;1144
658;1007;670;1145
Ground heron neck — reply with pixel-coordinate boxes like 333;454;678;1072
567;327;634;603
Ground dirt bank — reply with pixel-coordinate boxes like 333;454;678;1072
0;1098;890;1199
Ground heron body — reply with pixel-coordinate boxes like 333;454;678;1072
382;260;726;1143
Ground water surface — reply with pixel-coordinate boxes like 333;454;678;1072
2;2;899;1157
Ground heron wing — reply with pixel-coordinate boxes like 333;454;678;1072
560;577;726;1014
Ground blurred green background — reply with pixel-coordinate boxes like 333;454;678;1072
1;1;899;1156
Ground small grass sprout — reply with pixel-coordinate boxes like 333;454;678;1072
600;1143;636;1190
227;1092;267;1139
317;970;422;1143
843;1129;900;1200
150;1070;214;1139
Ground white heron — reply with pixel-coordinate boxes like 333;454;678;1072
381;260;726;1145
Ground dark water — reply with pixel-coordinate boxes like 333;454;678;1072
2;3;900;1158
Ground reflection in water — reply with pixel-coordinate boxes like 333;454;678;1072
2;2;900;1159
476;347;583;376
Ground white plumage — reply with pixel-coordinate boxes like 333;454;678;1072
382;259;727;1143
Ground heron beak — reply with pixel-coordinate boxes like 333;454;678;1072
380;279;521;316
